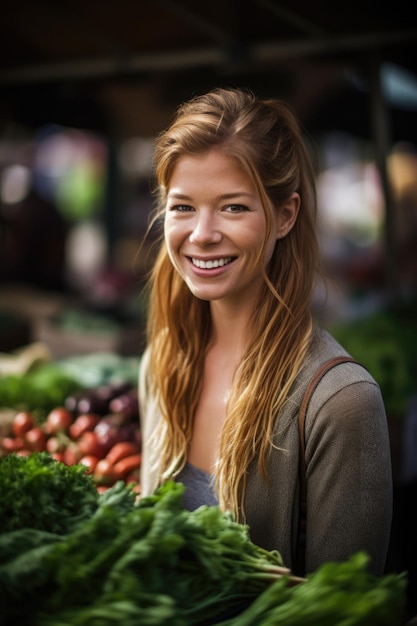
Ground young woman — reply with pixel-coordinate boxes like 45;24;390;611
138;87;393;577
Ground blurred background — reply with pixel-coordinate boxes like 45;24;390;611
0;0;416;614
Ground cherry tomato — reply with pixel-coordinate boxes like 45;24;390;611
16;449;32;457
78;431;107;458
1;436;24;453
63;443;82;466
44;407;73;435
46;436;65;455
78;455;99;474
94;458;117;486
50;451;65;463
105;441;140;465
24;427;46;452
12;411;35;437
69;414;101;440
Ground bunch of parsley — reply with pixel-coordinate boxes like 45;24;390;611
0;452;99;535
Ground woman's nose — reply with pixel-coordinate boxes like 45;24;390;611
189;213;222;245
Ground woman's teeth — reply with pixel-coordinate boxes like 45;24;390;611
192;257;232;269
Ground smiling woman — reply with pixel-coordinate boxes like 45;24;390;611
138;86;393;580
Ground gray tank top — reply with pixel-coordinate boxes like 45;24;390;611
175;462;218;510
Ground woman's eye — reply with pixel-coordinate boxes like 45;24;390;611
169;204;193;212
225;204;249;213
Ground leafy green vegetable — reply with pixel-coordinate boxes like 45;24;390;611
0;527;61;565
0;478;137;626
38;594;184;626
0;526;63;622
0;478;407;626
0;452;99;534
0;481;287;625
217;552;407;626
0;363;83;419
56;352;141;388
97;477;138;515
34;481;286;623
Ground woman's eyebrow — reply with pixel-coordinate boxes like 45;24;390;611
167;191;255;201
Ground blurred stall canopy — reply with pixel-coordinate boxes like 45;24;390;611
0;0;416;114
0;0;415;78
0;0;416;293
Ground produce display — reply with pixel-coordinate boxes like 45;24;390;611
0;351;141;416
0;455;407;626
0;352;142;491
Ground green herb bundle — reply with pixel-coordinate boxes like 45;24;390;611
0;452;99;535
217;552;407;626
32;481;288;625
0;463;408;626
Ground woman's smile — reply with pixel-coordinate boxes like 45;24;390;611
190;256;234;269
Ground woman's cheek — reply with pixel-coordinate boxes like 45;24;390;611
165;219;186;255
165;234;184;276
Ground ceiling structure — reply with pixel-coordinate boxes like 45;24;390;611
1;0;416;294
0;0;416;81
0;0;416;137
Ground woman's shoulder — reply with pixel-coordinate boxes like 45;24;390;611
302;325;378;389
303;328;388;447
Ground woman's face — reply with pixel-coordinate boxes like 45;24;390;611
164;149;296;308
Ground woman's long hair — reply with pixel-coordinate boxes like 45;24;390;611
145;87;320;520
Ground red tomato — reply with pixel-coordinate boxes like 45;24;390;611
24;427;46;452
1;436;24;453
78;431;107;458
69;414;101;440
16;449;32;457
44;407;73;435
94;458;117;486
105;441;140;465
46;436;65;455
78;455;99;474
63;443;82;466
12;411;35;438
50;451;65;463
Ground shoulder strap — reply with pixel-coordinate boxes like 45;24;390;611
295;355;360;576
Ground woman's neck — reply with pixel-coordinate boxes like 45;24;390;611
209;300;254;352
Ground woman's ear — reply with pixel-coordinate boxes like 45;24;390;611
276;192;300;239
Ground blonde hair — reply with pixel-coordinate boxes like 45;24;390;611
145;87;320;520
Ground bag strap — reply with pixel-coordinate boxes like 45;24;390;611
295;355;361;576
